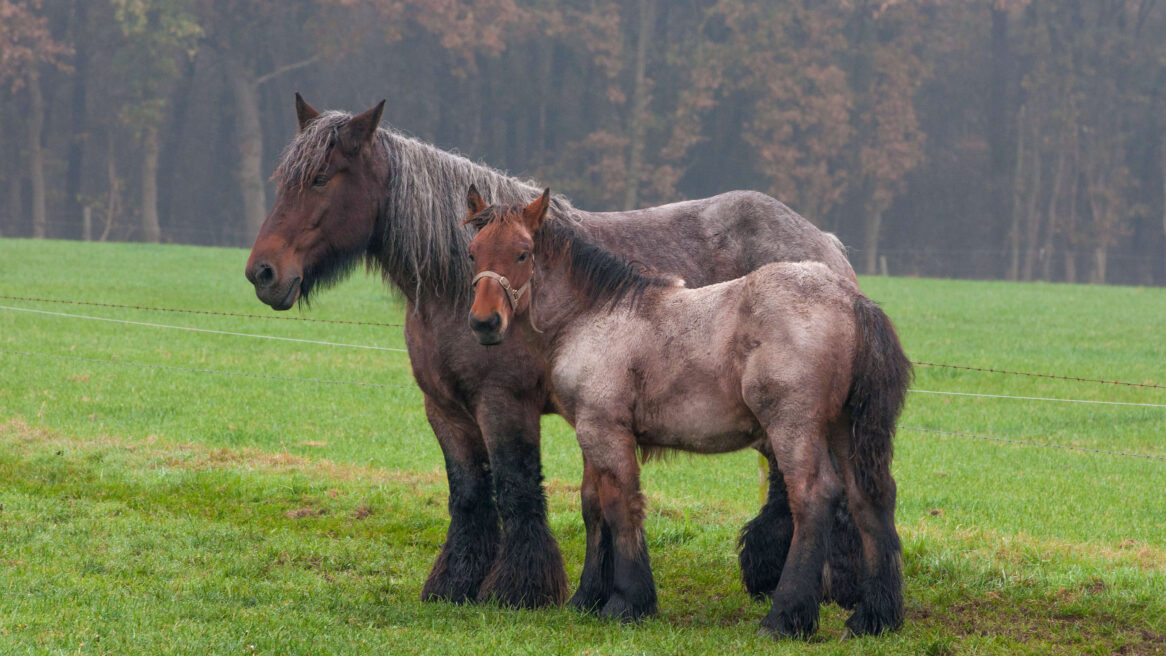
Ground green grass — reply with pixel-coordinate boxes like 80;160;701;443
1;238;1163;655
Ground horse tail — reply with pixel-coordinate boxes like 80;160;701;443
844;296;911;502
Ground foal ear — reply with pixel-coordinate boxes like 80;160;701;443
294;92;320;133
338;99;386;154
522;188;551;231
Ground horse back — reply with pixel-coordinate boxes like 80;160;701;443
573;190;854;288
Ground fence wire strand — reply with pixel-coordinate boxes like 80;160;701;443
913;361;1164;390
0;348;418;390
910;388;1166;408
901;426;1165;462
0;294;405;328
0;305;408;353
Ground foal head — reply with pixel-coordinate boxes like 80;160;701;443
465;185;550;345
245;94;387;310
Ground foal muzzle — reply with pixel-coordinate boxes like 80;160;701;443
472;269;531;312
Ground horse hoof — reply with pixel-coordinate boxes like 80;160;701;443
567;589;606;615
843;605;901;637
420;570;479;605
477;572;566;609
599;593;655;623
760;601;819;640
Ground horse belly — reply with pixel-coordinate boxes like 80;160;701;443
635;395;761;454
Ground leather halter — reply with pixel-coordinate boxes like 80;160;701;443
472;267;531;312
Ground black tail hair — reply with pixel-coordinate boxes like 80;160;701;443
845;296;911;502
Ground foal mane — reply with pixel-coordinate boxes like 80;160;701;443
274;110;575;306
479;206;679;310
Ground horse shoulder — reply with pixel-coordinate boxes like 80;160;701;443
547;310;643;416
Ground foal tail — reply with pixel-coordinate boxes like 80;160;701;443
845;296;911;500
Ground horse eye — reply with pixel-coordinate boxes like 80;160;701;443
468;253;475;263
517;252;528;263
311;174;328;187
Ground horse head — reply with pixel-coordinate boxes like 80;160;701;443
245;94;387;310
464;185;550;345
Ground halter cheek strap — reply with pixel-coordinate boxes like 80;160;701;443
472;269;531;312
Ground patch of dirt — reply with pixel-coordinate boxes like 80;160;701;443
351;504;373;520
284;507;328;519
1115;630;1166;656
921;593;1161;653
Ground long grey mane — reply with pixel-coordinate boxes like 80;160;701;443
274;110;574;306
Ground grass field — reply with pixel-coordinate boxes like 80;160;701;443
1;238;1163;655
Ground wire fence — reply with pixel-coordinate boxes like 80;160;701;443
0;294;405;328
1;294;1162;464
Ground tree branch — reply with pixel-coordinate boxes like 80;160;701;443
255;55;321;86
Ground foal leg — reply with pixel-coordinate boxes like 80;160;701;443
420;396;499;603
739;446;864;608
581;428;656;622
475;403;568;608
738;445;794;600
567;459;614;613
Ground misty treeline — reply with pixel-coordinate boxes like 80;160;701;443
1;0;1164;285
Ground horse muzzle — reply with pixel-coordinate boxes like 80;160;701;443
246;259;302;311
468;311;506;346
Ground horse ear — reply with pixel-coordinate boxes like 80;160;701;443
466;184;488;216
338;99;385;153
461;185;490;231
523;188;551;231
295;92;320;133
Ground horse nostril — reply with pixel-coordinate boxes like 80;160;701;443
252;262;275;287
468;311;501;334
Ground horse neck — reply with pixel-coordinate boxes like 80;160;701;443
371;130;555;310
524;224;661;340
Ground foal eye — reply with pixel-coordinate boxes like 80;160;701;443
468;253;475;263
516;252;529;263
311;174;329;187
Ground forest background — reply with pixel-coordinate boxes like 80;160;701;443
2;0;1164;285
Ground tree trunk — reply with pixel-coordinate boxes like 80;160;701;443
623;0;655;210
1063;129;1080;283
5;142;21;236
0;104;11;235
228;64;267;244
63;0;90;234
1091;247;1107;284
863;208;883;276
1041;146;1067;281
28;75;47;239
1021;133;1042;281
535;38;553;169
141;125;162;243
1007;105;1027;281
989;6;1014;275
100;130;119;242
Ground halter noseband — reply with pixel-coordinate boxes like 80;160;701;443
472;267;531;312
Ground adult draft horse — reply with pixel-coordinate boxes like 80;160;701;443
464;189;911;638
245;95;865;610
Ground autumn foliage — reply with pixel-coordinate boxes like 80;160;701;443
0;0;1163;284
